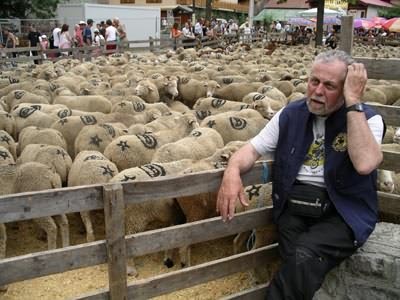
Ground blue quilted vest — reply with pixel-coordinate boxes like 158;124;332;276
272;99;380;245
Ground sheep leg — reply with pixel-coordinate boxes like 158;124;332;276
233;231;251;254
163;249;174;268
34;217;57;250
178;245;191;268
54;214;70;247
80;211;95;242
0;223;6;259
126;260;138;277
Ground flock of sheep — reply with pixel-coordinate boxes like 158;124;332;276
0;41;399;280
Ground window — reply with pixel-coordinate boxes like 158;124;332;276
121;0;135;3
146;0;162;3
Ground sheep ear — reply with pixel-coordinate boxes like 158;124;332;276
217;84;221;88
148;86;154;91
203;82;208;87
164;82;168;86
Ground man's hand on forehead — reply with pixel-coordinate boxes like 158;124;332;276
343;63;367;106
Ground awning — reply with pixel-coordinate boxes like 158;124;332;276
298;8;342;18
172;5;193;13
253;8;302;21
160;5;193;13
360;0;393;7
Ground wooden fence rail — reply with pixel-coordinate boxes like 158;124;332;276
0;33;270;65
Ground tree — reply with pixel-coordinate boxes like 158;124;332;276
0;0;60;19
206;0;213;21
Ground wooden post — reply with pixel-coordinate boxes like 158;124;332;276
149;36;154;52
103;183;127;300
340;15;354;55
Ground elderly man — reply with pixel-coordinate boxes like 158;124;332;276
217;50;384;300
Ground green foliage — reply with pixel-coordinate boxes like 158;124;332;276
379;6;400;19
0;0;60;19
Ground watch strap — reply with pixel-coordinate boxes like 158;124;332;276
346;103;364;113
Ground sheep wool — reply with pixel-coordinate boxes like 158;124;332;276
17;144;72;186
74;123;125;156
152;127;224;163
17;126;67;155
200;109;267;144
0;130;16;160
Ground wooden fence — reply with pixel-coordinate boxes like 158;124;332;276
0;33;269;66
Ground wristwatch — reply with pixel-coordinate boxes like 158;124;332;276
346;103;364;113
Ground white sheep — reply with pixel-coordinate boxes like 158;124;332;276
74;123;126;156
51;114;104;158
193;97;250;115
0;111;17;139
0;147;16;270
17;144;72;186
68;151;119;242
213;82;264;102
0;130;16;160
17;126;67;156
53;96;112;114
15;162;70;250
11;104;58;135
135;79;160;103
251;96;286;120
1;89;50;112
200;109;268;144
152;127;224;163
177;77;221;108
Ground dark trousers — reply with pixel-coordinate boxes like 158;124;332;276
266;208;358;300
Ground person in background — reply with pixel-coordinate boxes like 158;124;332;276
3;28;17;65
39;35;49;59
213;20;223;39
92;28;105;56
217;50;384;300
170;22;182;50
83;19;94;46
275;20;282;32
27;25;41;64
105;19;118;54
243;23;251;43
194;18;203;38
73;24;83;47
113;17;128;50
51;23;61;57
182;22;196;48
59;24;72;56
99;21;106;39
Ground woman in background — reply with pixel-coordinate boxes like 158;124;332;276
170;22;181;50
59;24;72;56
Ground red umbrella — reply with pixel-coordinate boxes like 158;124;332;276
383;18;400;32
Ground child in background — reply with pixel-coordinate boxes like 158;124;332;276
40;35;49;59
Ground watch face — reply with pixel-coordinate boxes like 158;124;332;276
355;103;363;111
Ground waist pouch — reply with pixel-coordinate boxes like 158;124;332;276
288;183;332;218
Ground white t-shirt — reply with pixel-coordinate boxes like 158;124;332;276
275;22;282;32
251;107;384;187
182;27;194;38
106;25;118;42
52;27;61;47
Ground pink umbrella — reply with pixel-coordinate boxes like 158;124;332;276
354;18;374;29
370;16;386;28
383;18;400;33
